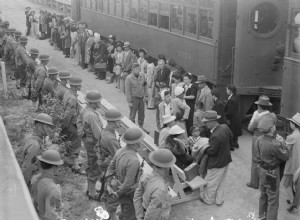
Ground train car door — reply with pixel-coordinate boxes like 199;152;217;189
234;0;288;116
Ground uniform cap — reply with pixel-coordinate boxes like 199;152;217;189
174;86;185;97
34;113;54;126
202;110;221;123
47;67;59;75
287;113;300;127
257;114;276;133
37;149;63;166
39;54;50;61
19;36;28;43
169;125;185;135
58;70;71;79
121;127;145;144
85;90;102;103
255;95;272;106
149;149;176;168
14;31;22;37
104;109;123;122
29;48;39;55
69;76;82;86
195;75;207;84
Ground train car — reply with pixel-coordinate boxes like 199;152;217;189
280;0;300;119
234;0;288;116
78;0;237;90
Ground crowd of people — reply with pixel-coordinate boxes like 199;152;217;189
0;7;300;220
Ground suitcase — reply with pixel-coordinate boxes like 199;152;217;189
184;162;200;181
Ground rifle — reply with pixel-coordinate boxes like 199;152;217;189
98;170;107;201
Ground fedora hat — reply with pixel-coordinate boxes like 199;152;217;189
121;127;145;144
202;110;221;123
288;113;300;127
195;75;207;84
149;149;176;168
255;95;272;106
174;86;185;97
162;115;176;125
169;125;185;135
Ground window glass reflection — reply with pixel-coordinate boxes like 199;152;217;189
171;5;183;31
116;0;122;17
109;0;115;15
139;0;148;22
185;7;197;34
131;0;138;20
293;12;300;54
199;9;213;38
149;0;158;26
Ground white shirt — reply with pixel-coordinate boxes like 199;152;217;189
164;102;171;116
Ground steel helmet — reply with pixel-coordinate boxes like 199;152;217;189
58;70;71;79
14;31;22;37
69;76;82;86
19;36;28;43
29;48;39;55
47;67;59;75
37;149;63;166
103;109;123;122
121;127;145;144
85;90;102;103
39;54;50;61
33;113;54;126
149;149;176;168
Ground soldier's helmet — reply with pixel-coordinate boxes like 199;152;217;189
104;109;123;122
149;149;176;168
19;36;28;43
29;48;39;55
38;54;50;61
3;21;9;25
121;127;145;144
33;113;54;126
37;149;63;166
6;28;16;33
47;67;59;75
14;31;22;37
84;90;102;103
69;76;82;86
58;70;71;79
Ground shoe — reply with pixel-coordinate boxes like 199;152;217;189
199;197;210;205
287;200;291;204
246;183;258;189
287;205;297;213
140;127;150;134
16;85;20;89
71;167;86;175
88;193;100;201
216;201;224;207
234;144;239;149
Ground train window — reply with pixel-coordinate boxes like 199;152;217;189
199;9;213;39
124;0;130;19
131;0;138;20
292;12;300;56
159;0;170;30
250;2;279;35
86;0;91;9
149;0;158;26
97;0;103;11
91;0;97;10
116;0;122;17
109;0;115;15
185;7;197;35
199;0;213;8
139;0;148;23
171;5;183;32
103;0;108;13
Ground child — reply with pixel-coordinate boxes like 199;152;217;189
114;64;122;91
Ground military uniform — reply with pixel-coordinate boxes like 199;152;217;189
15;43;28;88
62;89;82;163
26;56;37;100
134;172;172;220
32;63;47;103
42;77;58;98
257;134;289;220
56;83;68;103
31;171;63;220
77;105;104;195
20;134;44;185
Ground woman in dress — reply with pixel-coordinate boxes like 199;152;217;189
183;73;198;136
145;54;155;109
112;43;125;89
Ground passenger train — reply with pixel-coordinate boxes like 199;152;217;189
41;0;300;125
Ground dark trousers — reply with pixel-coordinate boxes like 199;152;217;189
83;141;101;182
129;97;145;127
64;124;81;160
259;167;280;220
26;23;31;36
65;48;70;56
16;65;27;87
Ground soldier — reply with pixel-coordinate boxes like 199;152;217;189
134;148;176;220
32;54;50;108
257;115;290;220
62;76;85;174
20;113;53;186
5;30;21;80
77;90;105;200
3;21;9;30
31;149;63;220
56;70;71;102
3;28;15;78
42;67;59;99
15;36;29;96
26;48;39;100
105;127;145;220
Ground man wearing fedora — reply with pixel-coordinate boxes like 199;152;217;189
77;90;105;200
105;127;145;220
195;75;214;112
256;115;289;220
134;148;176;220
247;95;276;190
31;149;63;220
200;110;232;206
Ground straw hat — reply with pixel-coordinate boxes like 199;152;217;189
169;125;185;135
162;115;176;125
287;113;300;127
174;86;184;97
255;95;272;106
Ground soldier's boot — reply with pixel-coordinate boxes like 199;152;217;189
16;79;20;89
87;180;99;201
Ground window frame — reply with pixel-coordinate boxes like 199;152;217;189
289;9;300;60
108;0;116;16
170;2;184;34
138;0;149;24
